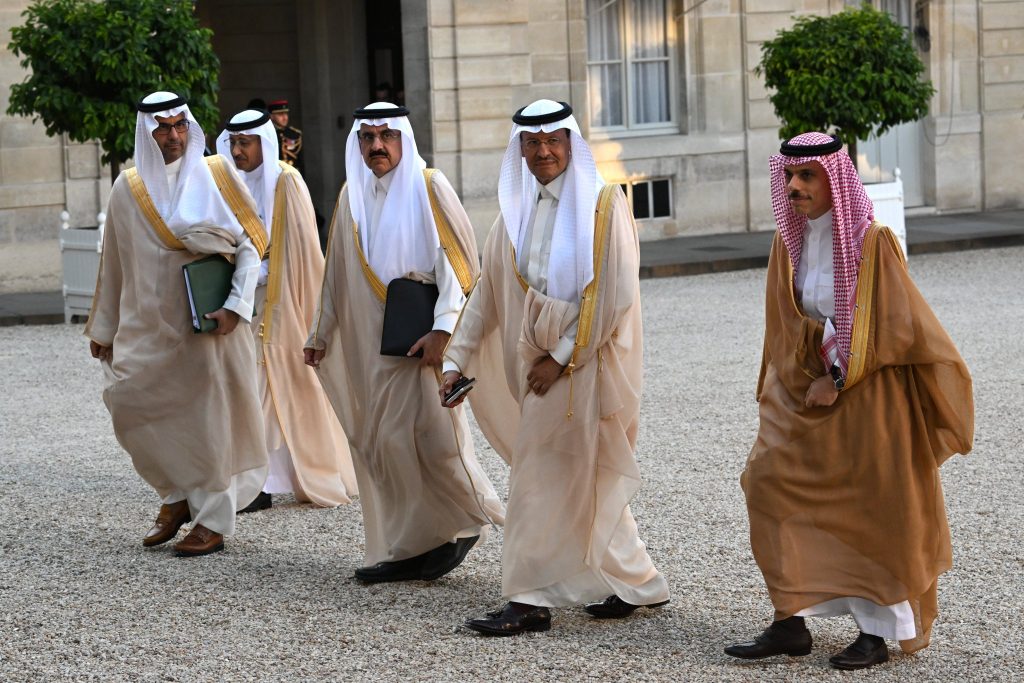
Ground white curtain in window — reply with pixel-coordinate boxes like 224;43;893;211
880;0;912;28
629;0;669;124
587;0;624;127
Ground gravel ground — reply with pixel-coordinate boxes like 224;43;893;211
1;247;1021;682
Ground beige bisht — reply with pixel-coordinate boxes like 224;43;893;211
253;162;357;507
446;187;666;606
85;157;268;512
306;169;504;564
743;225;974;653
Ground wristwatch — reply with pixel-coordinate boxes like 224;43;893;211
830;364;845;391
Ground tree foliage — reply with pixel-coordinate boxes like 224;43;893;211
756;3;934;153
6;0;220;179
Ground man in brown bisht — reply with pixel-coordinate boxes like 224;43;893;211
441;100;670;636
725;132;974;670
85;92;270;557
304;102;504;583
216;108;357;512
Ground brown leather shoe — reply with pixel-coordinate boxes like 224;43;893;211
174;524;224;557
142;501;191;547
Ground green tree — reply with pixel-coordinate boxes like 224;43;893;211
756;3;934;163
6;0;220;184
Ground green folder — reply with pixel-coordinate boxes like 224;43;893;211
182;254;235;333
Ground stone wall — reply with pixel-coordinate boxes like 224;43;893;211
1;0;1021;260
1;0;105;248
980;0;1024;210
427;0;587;243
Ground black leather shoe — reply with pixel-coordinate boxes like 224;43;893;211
354;555;426;583
420;535;479;580
465;602;551;637
725;617;813;659
829;632;888;670
584;595;670;619
238;491;272;514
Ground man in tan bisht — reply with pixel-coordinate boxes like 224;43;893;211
304;102;504;583
725;133;974;670
86;91;270;557
441;100;670;636
216;108;357;512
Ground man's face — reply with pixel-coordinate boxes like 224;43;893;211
520;129;570;185
784;162;832;219
270;111;289;128
229;134;263;172
152;113;188;164
358;123;403;178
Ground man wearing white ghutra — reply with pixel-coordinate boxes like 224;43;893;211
442;100;670;636
305;102;504;584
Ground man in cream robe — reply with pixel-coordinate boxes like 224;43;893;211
725;133;973;670
86;92;269;557
441;100;669;636
217;109;357;511
304;102;504;583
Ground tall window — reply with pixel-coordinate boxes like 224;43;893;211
587;0;673;131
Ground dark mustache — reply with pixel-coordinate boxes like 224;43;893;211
369;150;389;158
789;191;806;199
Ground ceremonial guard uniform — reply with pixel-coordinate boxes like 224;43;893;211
268;99;303;174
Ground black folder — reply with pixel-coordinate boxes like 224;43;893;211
380;278;439;357
182;254;235;333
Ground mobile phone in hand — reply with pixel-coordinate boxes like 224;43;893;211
443;376;476;406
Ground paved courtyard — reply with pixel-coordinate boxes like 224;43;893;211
1;247;1021;681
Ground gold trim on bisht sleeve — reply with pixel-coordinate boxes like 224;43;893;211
260;162;297;341
125;168;186;251
205;156;269;257
423;168;474;295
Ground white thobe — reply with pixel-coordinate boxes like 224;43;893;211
159;157;267;533
240;164;271;286
243;163;294;494
442;172;575;376
365;169;464;334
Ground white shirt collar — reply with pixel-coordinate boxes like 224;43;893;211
807;208;833;233
538;170;566;202
373;167;397;197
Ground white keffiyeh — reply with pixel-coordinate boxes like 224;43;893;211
343;102;439;284
216;109;281;242
133;92;247;243
498;99;604;303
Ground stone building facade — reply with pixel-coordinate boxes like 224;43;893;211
1;0;1022;265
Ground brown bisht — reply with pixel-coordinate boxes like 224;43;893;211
742;224;974;653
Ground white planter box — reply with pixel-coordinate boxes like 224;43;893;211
60;212;104;323
863;169;907;258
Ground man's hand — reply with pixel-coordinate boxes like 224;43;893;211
304;347;326;368
804;374;839;408
205;308;240;335
527;355;565;396
89;340;112;362
408;330;450;368
439;370;465;408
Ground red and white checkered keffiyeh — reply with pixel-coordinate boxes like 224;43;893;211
769;132;874;376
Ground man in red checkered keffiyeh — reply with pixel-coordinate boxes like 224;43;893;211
769;132;873;381
727;132;974;672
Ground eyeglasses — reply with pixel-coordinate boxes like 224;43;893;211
522;136;566;150
154;120;190;135
358;129;401;144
